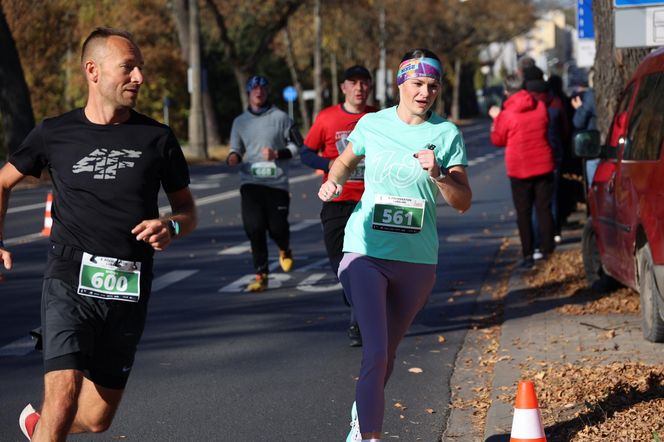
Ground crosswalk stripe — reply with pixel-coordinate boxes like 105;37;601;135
0;335;36;357
151;270;199;292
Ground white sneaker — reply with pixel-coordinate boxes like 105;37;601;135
554;234;562;244
346;401;361;442
533;249;544;260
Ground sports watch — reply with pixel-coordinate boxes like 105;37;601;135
430;167;448;183
168;219;180;237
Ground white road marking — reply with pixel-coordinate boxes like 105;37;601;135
159;173;319;213
219;273;291;293
151;270;199;292
467;151;501;167
5;232;45;246
0;335;36;357
217;220;318;256
295;257;330;272
297;273;342;292
7;202;45;214
218;241;251;255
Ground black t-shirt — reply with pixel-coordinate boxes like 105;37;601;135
10;108;190;265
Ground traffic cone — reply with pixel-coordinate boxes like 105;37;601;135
510;380;546;442
41;192;53;237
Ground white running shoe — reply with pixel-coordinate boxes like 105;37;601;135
346;401;361;442
533;249;544;260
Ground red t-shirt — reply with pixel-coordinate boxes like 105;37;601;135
303;104;377;202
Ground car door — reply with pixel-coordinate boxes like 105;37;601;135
592;83;635;277
614;72;664;284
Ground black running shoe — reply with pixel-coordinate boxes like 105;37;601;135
348;323;362;347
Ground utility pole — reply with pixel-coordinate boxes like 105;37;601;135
188;0;207;159
378;0;387;109
313;0;322;118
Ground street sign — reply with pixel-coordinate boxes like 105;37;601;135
615;0;664;7
577;0;594;39
282;86;298;102
615;5;664;47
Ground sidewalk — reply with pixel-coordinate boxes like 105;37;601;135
444;214;663;441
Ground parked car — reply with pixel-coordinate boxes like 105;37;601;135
574;47;664;342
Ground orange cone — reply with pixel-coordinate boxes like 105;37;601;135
41;192;53;237
510;380;546;442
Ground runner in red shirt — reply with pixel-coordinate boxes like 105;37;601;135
301;65;377;347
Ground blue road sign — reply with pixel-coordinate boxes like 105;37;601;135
577;0;594;39
615;0;664;6
282;86;298;102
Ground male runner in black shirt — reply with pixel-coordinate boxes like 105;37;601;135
0;27;197;441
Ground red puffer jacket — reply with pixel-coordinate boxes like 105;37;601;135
491;90;554;179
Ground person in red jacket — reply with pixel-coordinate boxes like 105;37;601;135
489;74;555;268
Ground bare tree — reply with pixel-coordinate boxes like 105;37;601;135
283;27;310;131
593;0;650;138
205;0;304;109
0;4;33;157
172;0;220;149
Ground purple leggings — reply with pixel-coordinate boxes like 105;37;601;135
338;252;436;433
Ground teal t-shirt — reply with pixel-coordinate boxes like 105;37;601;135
343;106;467;264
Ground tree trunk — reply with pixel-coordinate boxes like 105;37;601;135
234;67;249;110
0;5;34;157
450;58;462;121
593;0;650;138
188;0;208;159
172;0;220;148
330;52;338;105
283;28;310;131
313;0;322;118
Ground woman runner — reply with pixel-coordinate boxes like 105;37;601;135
318;48;472;442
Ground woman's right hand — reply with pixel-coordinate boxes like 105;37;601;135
318;180;343;202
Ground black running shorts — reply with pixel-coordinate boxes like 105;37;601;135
41;277;150;390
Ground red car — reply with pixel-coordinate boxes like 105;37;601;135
575;47;664;342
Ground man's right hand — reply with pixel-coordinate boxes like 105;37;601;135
0;246;13;270
226;152;241;166
571;96;583;110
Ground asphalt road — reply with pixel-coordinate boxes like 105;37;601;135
0;120;517;441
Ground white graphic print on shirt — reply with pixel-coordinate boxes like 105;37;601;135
72;149;142;180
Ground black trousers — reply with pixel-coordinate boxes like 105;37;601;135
240;184;290;274
321;200;358;321
509;173;555;258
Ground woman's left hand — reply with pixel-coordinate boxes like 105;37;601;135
414;149;440;177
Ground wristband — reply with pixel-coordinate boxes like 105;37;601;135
168;219;180;237
429;167;448;183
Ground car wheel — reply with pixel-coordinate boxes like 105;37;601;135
637;243;664;342
582;217;606;288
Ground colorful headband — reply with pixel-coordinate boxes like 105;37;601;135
396;57;442;86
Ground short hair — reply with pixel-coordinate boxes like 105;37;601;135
517;56;536;72
400;48;441;64
81;27;138;64
504;74;522;94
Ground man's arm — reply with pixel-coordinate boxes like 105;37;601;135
131;187;197;252
0;163;28;270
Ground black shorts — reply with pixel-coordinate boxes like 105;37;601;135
41;277;150;390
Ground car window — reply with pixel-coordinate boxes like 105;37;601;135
624;72;664;161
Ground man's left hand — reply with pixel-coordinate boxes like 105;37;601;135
131;219;172;251
262;146;277;161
